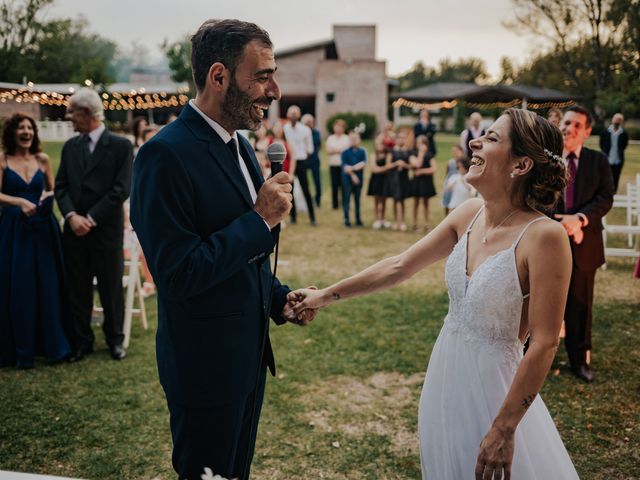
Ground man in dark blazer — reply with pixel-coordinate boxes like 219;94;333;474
554;106;614;383
55;88;132;362
599;112;629;192
413;109;437;156
130;19;315;480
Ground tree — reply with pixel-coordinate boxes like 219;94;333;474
162;35;194;94
0;0;53;82
396;57;489;91
0;1;116;84
505;0;640;116
498;57;517;84
23;17;117;84
435;57;490;84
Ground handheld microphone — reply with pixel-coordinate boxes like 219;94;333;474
267;142;286;176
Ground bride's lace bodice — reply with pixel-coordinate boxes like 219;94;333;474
443;209;548;365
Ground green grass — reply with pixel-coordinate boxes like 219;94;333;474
0;134;638;479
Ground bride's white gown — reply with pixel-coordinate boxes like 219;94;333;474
418;209;579;479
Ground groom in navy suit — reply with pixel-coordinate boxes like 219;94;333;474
130;19;315;480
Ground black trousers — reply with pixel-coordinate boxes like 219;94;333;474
169;366;267;480
610;164;623;193
564;266;596;367
290;160;316;223
308;157;322;207
330;166;342;209
63;240;124;350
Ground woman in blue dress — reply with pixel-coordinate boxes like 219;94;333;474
0;113;71;368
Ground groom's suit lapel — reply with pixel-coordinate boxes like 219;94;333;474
181;104;255;209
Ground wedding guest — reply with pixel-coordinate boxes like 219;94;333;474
55;88;133;362
252;124;271;177
381;120;396;150
442;145;466;215
460;112;485;159
284;105;316;225
547;108;563;128
599;113;629;192
413;109;437;156
326;119;351;209
367;133;393;229
302;113;322;208
385;129;412;231
410;135;437;232
341;132;367;227
272;122;295;225
131;116;149;156
142;126;159;143
554;105;614;382
445;156;475;210
0;113;71;368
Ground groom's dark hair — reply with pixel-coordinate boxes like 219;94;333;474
191;19;272;93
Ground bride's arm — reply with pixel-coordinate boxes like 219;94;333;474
291;199;483;312
474;220;572;477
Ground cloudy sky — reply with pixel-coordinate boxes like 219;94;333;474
46;0;544;79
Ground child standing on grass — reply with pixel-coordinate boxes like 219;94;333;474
384;130;412;231
445;155;475;210
341;132;367;227
410;135;437;232
368;133;394;229
442;145;466;215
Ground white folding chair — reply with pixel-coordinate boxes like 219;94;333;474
603;175;640;263
93;228;148;348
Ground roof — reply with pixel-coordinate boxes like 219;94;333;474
392;82;575;103
276;39;338;60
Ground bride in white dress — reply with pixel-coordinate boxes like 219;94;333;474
290;108;580;479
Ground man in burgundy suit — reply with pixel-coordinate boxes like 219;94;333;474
554;106;614;383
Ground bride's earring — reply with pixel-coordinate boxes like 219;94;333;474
510;172;516;178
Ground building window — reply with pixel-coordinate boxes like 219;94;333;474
325;92;335;103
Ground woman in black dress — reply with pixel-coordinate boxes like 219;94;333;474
410;135;437;232
367;133;394;229
384;130;413;231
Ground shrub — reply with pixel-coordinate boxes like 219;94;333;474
326;112;377;139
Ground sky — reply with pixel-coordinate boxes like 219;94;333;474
46;0;543;79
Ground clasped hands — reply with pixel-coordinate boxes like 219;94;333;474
554;213;584;244
284;287;333;326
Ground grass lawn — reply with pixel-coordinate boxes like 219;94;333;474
0;133;638;479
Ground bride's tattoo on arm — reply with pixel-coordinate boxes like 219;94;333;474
332;292;341;301
521;394;536;410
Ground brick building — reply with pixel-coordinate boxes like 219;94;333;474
272;25;388;136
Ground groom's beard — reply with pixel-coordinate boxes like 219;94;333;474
222;76;271;131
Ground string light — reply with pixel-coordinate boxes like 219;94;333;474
393;96;576;111
0;86;190;110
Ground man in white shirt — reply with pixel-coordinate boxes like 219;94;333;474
130;19;316;480
283;105;316;224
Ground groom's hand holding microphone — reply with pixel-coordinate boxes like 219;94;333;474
254;171;293;230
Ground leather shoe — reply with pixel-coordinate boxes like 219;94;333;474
67;346;93;363
570;364;593;383
110;345;127;360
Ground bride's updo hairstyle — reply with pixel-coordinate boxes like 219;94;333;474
504;108;567;210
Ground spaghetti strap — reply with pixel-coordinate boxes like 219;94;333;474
465;205;484;234
512;216;549;249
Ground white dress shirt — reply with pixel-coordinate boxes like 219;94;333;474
283;122;313;161
189;100;270;230
190;100;258;203
87;123;106;153
64;123;106;224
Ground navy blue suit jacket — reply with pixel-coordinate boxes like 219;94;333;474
130;104;290;407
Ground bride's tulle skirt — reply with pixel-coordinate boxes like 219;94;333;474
418;321;580;479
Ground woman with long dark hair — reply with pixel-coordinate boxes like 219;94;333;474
0;113;71;368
